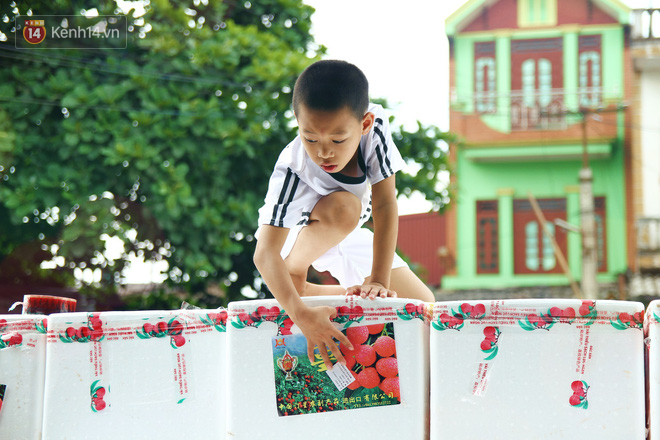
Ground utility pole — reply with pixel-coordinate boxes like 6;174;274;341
579;108;598;300
542;104;625;300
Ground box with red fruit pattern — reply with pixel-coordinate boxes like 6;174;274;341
645;300;660;440
430;299;646;440
0;314;48;440
227;296;430;439
41;309;227;439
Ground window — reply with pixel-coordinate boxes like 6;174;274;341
518;0;557;27
474;42;496;114
476;200;499;274
510;38;563;130
523;220;556;271
513;198;567;274
522;58;552;108
476;58;496;112
579;35;602;108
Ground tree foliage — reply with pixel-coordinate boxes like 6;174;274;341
0;0;452;307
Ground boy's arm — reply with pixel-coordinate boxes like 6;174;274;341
253;225;353;368
347;174;399;298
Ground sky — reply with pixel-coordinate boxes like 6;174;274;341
304;0;461;132
305;0;655;132
303;0;655;215
116;0;656;284
303;0;466;215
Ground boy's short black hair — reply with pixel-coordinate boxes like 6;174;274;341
292;60;369;121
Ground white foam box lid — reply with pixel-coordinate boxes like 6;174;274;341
0;314;47;440
646;300;660;440
41;309;227;440
430;299;645;440
227;295;430;439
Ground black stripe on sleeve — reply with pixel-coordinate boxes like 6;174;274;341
277;172;300;227
374;145;388;180
374;119;394;177
270;168;293;226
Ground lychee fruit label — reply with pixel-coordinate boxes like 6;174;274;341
575;325;594;375
325;363;356;391
172;349;192;404
272;322;400;417
472;362;491;396
0;384;5;414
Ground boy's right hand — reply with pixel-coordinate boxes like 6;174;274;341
293;305;353;370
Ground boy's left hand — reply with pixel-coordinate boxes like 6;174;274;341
345;283;397;299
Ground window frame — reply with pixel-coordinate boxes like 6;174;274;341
513;198;568;275
476;200;499;274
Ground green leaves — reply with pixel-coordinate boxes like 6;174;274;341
392;120;456;212
0;0;452;307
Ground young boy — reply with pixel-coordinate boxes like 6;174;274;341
254;60;434;369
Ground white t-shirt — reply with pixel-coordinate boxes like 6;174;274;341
257;103;405;230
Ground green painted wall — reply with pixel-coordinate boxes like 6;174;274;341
454;37;474;114
445;22;628;291
443;148;627;289
601;28;624;102
445;23;628;291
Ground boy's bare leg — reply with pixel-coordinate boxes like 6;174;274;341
300;283;346;297
365;267;435;302
284;191;361;296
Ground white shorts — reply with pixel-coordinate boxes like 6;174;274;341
280;226;408;288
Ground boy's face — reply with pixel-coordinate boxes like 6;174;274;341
296;105;374;175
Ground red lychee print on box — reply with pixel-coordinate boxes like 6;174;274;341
272;322;400;417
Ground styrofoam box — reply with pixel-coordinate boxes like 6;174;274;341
42;309;227;439
227;296;430;439
646;300;660;440
0;314;48;440
430;299;646;440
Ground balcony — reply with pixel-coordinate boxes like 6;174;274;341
631;9;660;71
631;8;660;42
452;87;607;132
509;88;570;131
637;218;660;272
449;87;621;146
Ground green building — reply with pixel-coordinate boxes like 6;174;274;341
442;0;634;292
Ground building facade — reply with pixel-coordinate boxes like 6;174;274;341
629;8;660;296
442;0;633;291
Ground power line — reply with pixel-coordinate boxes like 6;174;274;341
0;46;244;88
0;94;235;117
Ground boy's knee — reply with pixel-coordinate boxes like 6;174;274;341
313;191;361;233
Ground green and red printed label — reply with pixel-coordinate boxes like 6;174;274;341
432;303;486;332
272;322;400;417
0;384;6;413
58;313;105;343
569;380;589;409
136;316;187;349
396;302;428;322
610;311;643;330
0;331;23;350
199;310;228;332
480;326;501;360
90;379;108;412
0;319;41;351
231;306;294;335
518;310;556;331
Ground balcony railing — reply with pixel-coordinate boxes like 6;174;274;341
638;218;660;252
631;9;660;41
452;87;605;131
510;89;570;131
637;217;660;272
